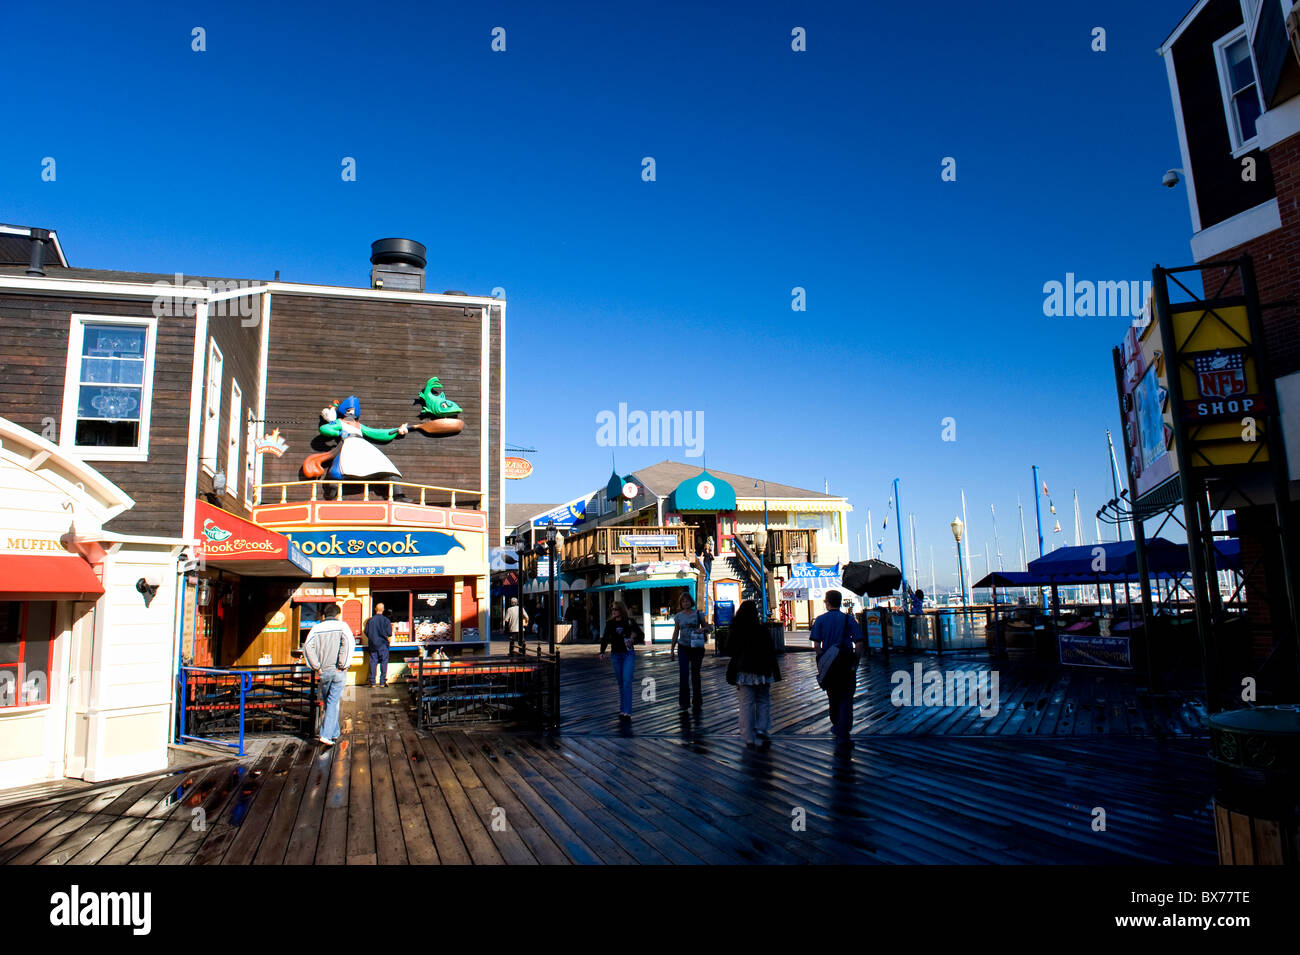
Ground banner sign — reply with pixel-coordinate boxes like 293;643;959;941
1059;633;1133;669
619;534;677;547
282;530;463;559
533;500;586;527
332;564;446;577
1117;310;1177;502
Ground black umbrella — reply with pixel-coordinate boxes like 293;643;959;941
840;560;903;598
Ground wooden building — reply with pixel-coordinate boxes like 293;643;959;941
0;227;503;787
516;460;853;638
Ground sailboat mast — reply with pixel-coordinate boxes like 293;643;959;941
1106;429;1126;542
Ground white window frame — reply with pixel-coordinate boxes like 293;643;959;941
1215;26;1268;156
59;313;158;463
244;408;257;507
201;340;223;475
225;379;242;498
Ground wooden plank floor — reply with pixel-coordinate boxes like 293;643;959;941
556;642;1209;739
0;646;1218;865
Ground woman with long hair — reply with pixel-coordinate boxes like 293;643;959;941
725;600;781;749
599;601;642;719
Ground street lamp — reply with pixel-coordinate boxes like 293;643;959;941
755;480;771;621
950;516;967;608
545;521;559;653
514;538;529;654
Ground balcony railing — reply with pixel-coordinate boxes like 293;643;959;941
735;528;818;566
257;480;482;510
522;525;696;577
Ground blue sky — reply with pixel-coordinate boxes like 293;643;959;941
1;0;1202;589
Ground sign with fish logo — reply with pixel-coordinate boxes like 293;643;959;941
202;519;232;542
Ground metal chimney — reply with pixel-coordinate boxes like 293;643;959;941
26;228;50;277
369;238;426;292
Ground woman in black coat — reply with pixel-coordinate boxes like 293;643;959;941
725;600;781;749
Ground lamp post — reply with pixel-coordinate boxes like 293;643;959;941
951;515;966;654
754;480;772;621
545;521;560;654
514;539;529;654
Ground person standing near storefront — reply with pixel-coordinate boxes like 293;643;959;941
599;601;642;719
364;602;392;686
810;590;863;756
725;600;781;749
302;604;355;747
505;597;529;654
669;593;711;714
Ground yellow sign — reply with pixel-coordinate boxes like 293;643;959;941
1169;303;1270;470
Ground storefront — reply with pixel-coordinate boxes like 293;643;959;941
0;416;180;788
182;500;312;670
589;561;698;644
253;496;490;681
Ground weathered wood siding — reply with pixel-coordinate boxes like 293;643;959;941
262;293;501;542
0;292;196;537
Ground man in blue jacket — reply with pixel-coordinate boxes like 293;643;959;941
810;590;864;755
364;602;393;686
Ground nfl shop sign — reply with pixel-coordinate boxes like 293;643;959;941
1184;349;1266;423
504;456;533;480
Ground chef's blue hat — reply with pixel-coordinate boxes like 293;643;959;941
339;395;361;418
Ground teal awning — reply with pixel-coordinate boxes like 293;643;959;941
668;469;736;512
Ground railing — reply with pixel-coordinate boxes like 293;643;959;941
731;534;768;596
256;480;482;509
734;528;818;566
524;525;694;576
177;665;318;755
408;649;558;729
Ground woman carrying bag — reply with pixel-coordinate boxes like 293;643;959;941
725;600;781;749
670;593;712;713
599;601;642;719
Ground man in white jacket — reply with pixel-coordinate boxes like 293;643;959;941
302;604;355;746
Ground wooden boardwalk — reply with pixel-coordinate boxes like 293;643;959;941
0;645;1218;865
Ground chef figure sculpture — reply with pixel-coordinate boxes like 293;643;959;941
319;395;408;480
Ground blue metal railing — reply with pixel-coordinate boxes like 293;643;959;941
178;665;316;756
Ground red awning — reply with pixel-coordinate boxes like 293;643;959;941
0;554;104;600
194;501;312;577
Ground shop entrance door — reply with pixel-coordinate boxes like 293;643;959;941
63;601;95;779
679;515;714;555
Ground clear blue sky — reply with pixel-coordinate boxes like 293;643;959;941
1;0;1202;590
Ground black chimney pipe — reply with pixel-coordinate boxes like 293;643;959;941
26;228;50;277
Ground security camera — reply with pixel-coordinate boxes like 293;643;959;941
1162;169;1182;188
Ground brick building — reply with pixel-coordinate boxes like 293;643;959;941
1159;0;1300;684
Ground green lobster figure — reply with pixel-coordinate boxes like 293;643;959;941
417;376;463;418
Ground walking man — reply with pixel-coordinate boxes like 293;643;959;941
505;597;529;655
809;590;863;755
302;604;355;747
364;602;392;686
